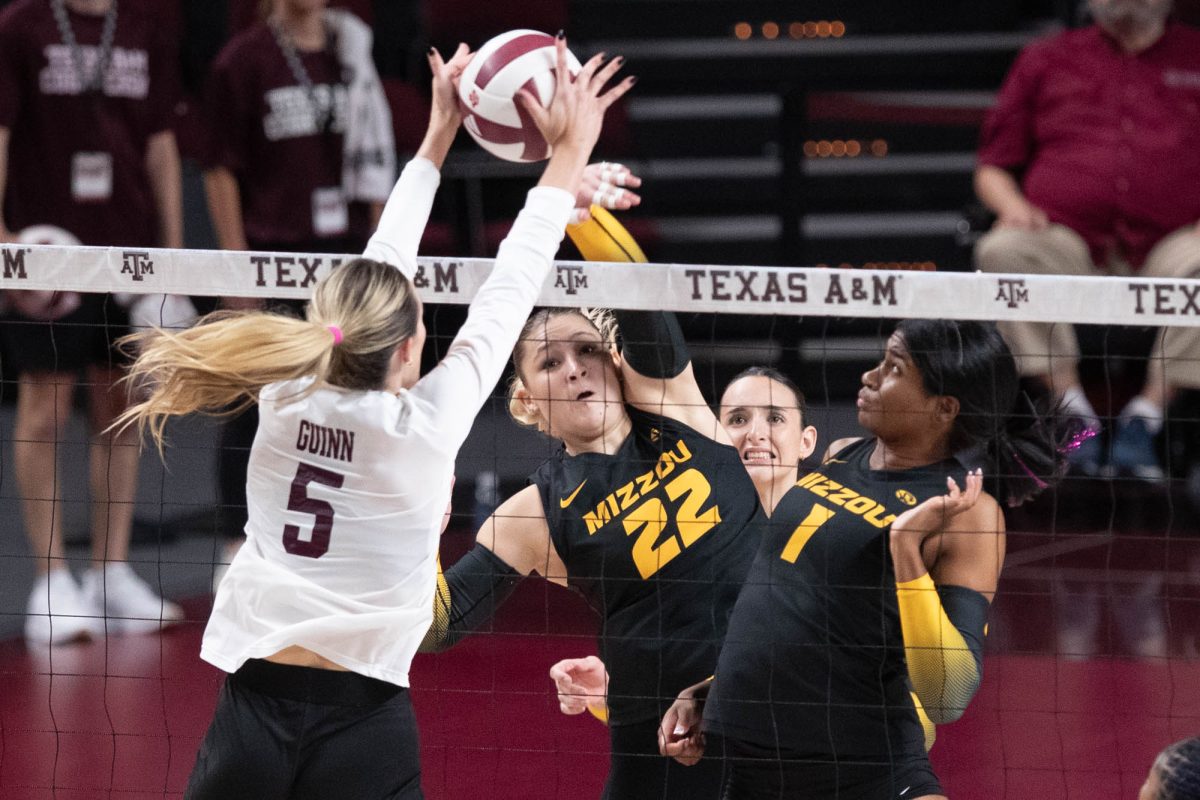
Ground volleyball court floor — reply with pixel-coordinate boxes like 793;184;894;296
2;419;1198;798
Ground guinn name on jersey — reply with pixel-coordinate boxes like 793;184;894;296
296;419;355;463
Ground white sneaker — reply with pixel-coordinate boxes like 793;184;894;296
25;568;99;644
83;562;184;634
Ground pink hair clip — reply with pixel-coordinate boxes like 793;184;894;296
327;325;343;346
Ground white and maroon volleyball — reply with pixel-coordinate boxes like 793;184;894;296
458;30;582;162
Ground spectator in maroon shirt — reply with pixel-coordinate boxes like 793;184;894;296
0;0;185;644
974;0;1200;480
199;0;395;580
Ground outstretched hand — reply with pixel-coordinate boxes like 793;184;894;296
890;468;984;552
549;655;608;715
428;43;472;130
572;162;642;223
517;37;635;158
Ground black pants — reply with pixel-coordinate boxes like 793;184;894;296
186;660;422;800
603;717;725;800
710;735;942;800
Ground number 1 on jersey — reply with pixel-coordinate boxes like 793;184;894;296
780;504;835;563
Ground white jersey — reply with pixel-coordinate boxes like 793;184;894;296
200;157;574;686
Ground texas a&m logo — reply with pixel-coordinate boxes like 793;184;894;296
121;251;153;281
995;277;1028;309
2;247;30;280
555;264;588;295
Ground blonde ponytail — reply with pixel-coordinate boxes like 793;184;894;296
118;258;419;452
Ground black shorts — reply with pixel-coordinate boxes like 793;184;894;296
186;659;422;800
711;736;942;800
2;293;130;375
604;717;725;800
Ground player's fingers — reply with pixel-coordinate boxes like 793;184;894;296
553;35;573;90
570;206;593;225
590;55;625;93
516;89;549;131
597;75;637;109
577;50;606;87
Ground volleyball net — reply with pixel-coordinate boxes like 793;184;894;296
1;244;1199;799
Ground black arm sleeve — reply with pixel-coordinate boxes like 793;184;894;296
612;309;690;379
418;545;523;653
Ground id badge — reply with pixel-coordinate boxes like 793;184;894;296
312;187;348;237
72;152;113;201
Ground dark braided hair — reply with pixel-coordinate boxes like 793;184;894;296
895;320;1079;507
1156;737;1200;800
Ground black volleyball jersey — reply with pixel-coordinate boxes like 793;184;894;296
705;438;967;759
531;404;765;725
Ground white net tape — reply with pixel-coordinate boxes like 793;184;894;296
3;242;1199;326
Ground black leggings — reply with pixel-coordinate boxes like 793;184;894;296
710;735;942;800
603;717;725;800
186;660;422;800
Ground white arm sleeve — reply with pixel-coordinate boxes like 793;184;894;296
361;156;441;278
408;186;574;452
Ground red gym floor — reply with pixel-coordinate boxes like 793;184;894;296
3;507;1199;799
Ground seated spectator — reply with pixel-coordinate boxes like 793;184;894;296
1139;737;1200;800
973;0;1200;480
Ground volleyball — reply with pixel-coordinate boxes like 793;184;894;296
458;29;582;162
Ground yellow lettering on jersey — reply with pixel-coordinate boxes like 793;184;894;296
626;467;721;579
583;438;695;535
583;500;613;535
668;467;722;546
615;480;638;512
808;477;839;498
863;504;896;528
780;504;836;563
825;485;860;507
796;471;823;489
634;470;660;497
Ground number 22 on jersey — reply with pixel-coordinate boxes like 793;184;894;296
623;468;722;579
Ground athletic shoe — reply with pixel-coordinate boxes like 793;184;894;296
24;568;99;645
83;562;184;634
1110;417;1165;482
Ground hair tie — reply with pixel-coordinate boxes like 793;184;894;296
1011;448;1049;490
327;325;343;346
1058;425;1097;455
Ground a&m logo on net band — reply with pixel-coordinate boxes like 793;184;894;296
555;264;588;295
121;251;154;282
995;278;1028;309
2;246;30;280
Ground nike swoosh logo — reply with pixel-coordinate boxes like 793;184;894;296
560;480;588;509
899;787;911;796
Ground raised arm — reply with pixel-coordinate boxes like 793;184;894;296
363;45;471;276
890;470;1004;724
566;207;728;443
408;39;635;455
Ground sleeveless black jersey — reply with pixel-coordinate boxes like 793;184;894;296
705;438;967;760
531;405;765;725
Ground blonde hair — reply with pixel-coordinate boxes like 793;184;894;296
118;258;419;451
506;307;618;431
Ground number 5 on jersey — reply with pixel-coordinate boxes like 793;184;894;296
283;462;345;558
